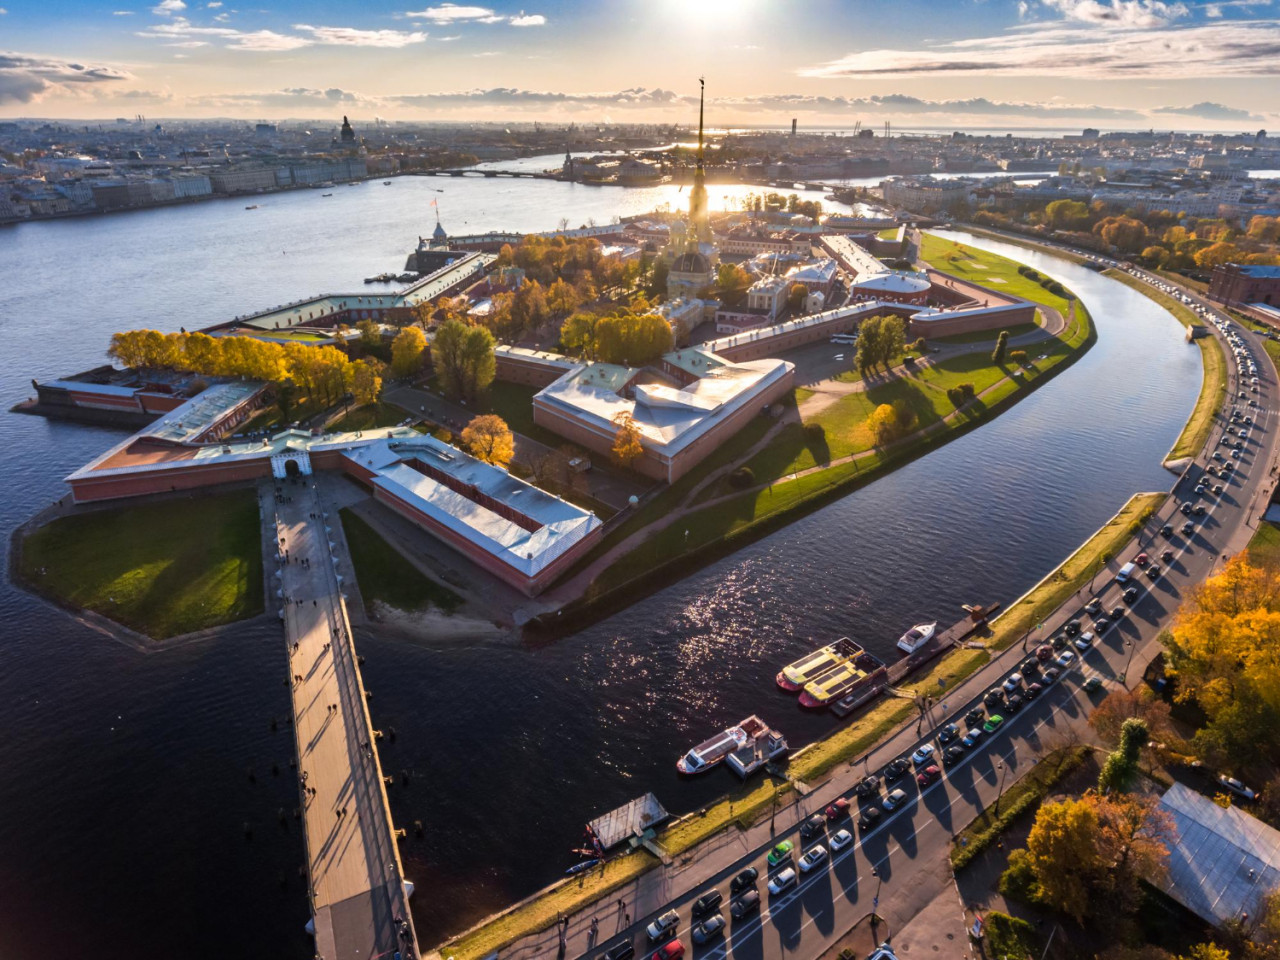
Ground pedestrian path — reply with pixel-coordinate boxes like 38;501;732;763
273;480;418;960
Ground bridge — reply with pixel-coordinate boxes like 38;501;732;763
412;168;556;180
274;479;419;960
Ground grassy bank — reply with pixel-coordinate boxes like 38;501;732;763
951;746;1091;869
339;509;462;613
952;224;1092;266
447;494;1164;960
18;490;264;639
1104;268;1226;462
1247;521;1280;566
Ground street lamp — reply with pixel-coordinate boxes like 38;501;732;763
870;866;883;927
1120;638;1137;685
994;760;1008;815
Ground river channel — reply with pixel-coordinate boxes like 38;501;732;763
0;175;1198;957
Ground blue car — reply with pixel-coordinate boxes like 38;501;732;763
961;729;984;748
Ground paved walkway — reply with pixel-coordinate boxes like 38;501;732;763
274;479;418;960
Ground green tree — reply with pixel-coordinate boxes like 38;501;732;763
878;315;906;367
1046;199;1091;230
1098;718;1149;793
992;330;1009;365
592;313;673;366
457;324;497;403
357;318;381;348
560;311;599;357
856;316;882;376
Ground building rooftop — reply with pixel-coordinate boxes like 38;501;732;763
1234;265;1280;279
139;381;263;445
1157;782;1280;931
852;272;932;295
820;233;888;278
535;349;792;458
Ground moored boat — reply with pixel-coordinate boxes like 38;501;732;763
799;647;887;709
896;621;937;655
677;723;749;774
776;637;862;692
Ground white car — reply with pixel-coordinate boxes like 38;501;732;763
881;788;909;811
799;844;829;873
830;828;854;853
911;744;935;765
1056;650;1077;668
1218;775;1257;800
646;910;680;942
1073;631;1096;651
1002;673;1023;693
768;867;798;895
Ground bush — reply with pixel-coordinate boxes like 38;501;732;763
985;911;1038;960
1009;349;1028;366
728;466;756;490
999;849;1042;903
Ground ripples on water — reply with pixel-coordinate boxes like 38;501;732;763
0;184;1198;956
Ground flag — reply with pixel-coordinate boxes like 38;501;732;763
430;198;437;208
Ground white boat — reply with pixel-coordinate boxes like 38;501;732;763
676;723;750;774
896;622;937;655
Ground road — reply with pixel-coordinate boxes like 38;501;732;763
499;253;1280;960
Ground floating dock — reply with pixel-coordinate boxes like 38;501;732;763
588;793;670;851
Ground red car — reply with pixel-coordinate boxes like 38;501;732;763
916;764;941;787
825;797;851;820
652;940;685;960
1136;552;1149;566
1035;644;1053;662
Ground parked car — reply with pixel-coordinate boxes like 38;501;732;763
1052;634;1069;651
1043;667;1061;683
691;916;724;946
830;828;854;852
911;744;936;765
692;890;723;918
938;723;960;744
1036;644;1054;661
983;714;1005;733
651;943;684;960
1066;619;1082;636
1005;691;1025;713
800;814;826;840
605;941;635;960
1025;681;1043;699
944;745;966;766
799;844;829;873
916;764;942;787
646;910;680;943
1123;587;1139;603
1110;606;1125;620
984;687;1006;708
1086;598;1103;614
1056;650;1077;668
1021;658;1041;677
1074;632;1095;651
881;788;909;811
854;775;881;798
1083;677;1104;693
768;868;797;896
961;728;984;748
1147;564;1161;578
730;868;757;894
729;889;760;920
766;841;793;868
1002;673;1024;693
1217;775;1257;800
858;806;883;831
966;706;987;725
825;797;851;821
1094;619;1110;633
883;758;911;781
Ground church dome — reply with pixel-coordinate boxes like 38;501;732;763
671;250;711;274
433;219;448;240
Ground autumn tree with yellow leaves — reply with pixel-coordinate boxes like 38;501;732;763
460;414;514;466
611;411;644;468
1164;555;1280;768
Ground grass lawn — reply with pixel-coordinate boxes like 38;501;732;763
1103;269;1226;462
930;320;1039;345
254;330;331;343
326;401;412;434
918;233;1077;316
878;226;901;240
339;509;462;613
1248;522;1280;567
19;490;264;639
984;912;1039;960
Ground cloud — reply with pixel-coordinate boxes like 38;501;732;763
437;34;461;40
191;85;377;110
113;10;135;14
800;19;1280;78
509;12;545;25
1156;100;1264;120
1205;2;1223;13
0;52;131;105
151;0;186;14
291;24;429;46
472;50;500;55
206;1;222;5
405;3;494;21
1040;0;1189;27
139;17;427;49
166;39;209;46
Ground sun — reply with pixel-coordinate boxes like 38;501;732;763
668;0;756;28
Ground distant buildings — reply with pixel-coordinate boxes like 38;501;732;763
1209;264;1280;308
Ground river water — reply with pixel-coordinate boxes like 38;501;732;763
0;178;1198;957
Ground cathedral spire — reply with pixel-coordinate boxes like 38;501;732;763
688;76;711;246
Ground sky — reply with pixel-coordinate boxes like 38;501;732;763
1;0;1279;129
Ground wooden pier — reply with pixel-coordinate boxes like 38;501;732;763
275;482;418;960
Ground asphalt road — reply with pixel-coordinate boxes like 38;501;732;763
571;262;1280;960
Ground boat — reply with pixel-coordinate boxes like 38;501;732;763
725;716;789;778
896;622;937;655
244;204;259;210
776;637;862;692
321;193;333;197
565;859;599;875
383;180;392;185
677;722;750;774
799;645;887;709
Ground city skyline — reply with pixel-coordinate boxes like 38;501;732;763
2;0;1280;128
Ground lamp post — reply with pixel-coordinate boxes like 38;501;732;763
870;866;883;928
994;759;1008;815
1120;638;1137;685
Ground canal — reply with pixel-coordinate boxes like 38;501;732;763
0;178;1198;957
